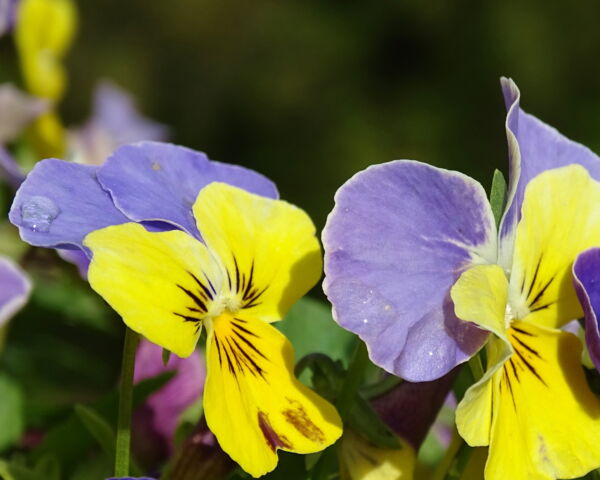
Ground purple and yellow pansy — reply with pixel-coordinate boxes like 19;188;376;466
323;78;600;480
9;142;342;477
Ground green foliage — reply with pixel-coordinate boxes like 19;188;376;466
277;297;355;365
162;348;171;366
489;169;508;227
73;405;116;466
347;395;399;449
31;372;173;476
0;455;60;480
0;374;24;453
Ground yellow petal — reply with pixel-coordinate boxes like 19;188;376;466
450;264;509;339
192;183;322;322
451;264;513;446
455;336;511;448
340;429;415;480
466;322;600;480
29;111;66;158
203;312;342;477
85;223;223;357
16;0;77;100
510;164;600;328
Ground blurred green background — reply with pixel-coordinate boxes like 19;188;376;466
60;0;600;230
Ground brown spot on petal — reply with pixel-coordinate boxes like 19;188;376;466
151;161;161;170
258;411;292;452
283;400;325;443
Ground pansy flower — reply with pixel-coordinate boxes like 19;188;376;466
9;141;342;477
61;82;169;276
323;78;600;479
0;83;47;188
69;81;169;167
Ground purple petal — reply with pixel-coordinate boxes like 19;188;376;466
97;142;278;238
69;81;169;166
0;147;25;188
323;161;495;382
0;256;31;327
499;78;600;264
93;81;169;145
0;0;18;37
57;248;90;279
134;339;205;449
0;83;48;144
9;159;129;251
573;248;600;372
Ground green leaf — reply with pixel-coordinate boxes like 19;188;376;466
0;373;25;452
347;394;400;449
173;394;204;447
304;452;322;471
489;169;507;227
277;297;355;364
307;445;338;480
0;458;50;480
29;268;116;333
73;405;116;464
295;353;345;402
33;456;60;480
69;454;112;480
162;347;172;366
31;371;174;476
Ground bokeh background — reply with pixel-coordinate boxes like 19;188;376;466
2;0;600;476
62;0;600;230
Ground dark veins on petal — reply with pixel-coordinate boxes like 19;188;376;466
214;318;269;382
174;270;215;334
500;327;548;411
227;254;269;309
522;254;556;313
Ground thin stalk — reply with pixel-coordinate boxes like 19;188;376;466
336;340;370;420
443;440;473;480
362;374;403;399
311;340;370;480
114;327;139;477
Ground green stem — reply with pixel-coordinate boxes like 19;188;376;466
336;340;370;420
114;327;139;477
361;374;403;399
311;340;370;480
443;439;472;480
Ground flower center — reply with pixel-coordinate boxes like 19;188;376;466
207;292;243;319
504;303;514;329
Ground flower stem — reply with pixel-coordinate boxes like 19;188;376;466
336;339;370;420
114;327;139;477
443;439;472;480
310;339;370;480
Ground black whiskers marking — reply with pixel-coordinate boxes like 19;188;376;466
228;255;270;309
